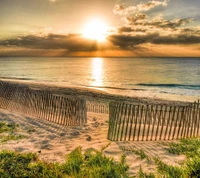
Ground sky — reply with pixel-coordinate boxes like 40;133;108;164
0;0;200;57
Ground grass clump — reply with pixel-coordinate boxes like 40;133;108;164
137;167;155;178
136;138;200;177
154;157;185;178
167;138;200;158
0;134;27;143
131;149;150;161
0;150;37;178
62;146;129;178
185;156;200;177
0;121;27;143
0;150;63;178
0;122;18;133
160;137;200;178
0;146;130;178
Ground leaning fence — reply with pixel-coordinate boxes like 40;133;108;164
0;81;87;126
108;100;200;141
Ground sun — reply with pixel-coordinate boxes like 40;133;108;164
82;19;108;42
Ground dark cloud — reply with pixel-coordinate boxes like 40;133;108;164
108;33;200;49
152;34;200;44
108;33;159;48
118;26;147;33
131;17;193;29
0;33;101;52
1;31;200;53
180;27;200;35
117;16;194;36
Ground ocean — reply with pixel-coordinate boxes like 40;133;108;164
0;57;199;101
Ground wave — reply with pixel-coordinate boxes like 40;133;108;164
136;83;200;90
0;76;34;81
85;85;147;91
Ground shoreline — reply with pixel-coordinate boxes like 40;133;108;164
0;78;193;106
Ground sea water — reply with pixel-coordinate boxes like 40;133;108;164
0;57;199;101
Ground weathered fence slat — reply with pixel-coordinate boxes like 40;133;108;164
0;81;87;126
108;100;200;141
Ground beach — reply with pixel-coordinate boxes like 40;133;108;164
1;0;200;175
0;79;192;176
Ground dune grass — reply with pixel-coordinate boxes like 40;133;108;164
0;146;129;178
1;137;200;178
138;137;200;178
166;138;200;158
132;138;200;178
130;149;150;161
0;122;19;133
0;121;27;143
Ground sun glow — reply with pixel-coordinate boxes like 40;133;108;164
83;19;108;42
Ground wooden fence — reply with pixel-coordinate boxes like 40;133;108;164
108;100;200;141
0;81;87;126
86;101;109;114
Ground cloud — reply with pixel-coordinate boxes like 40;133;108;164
142;16;192;28
108;33;200;49
112;0;200;51
113;0;197;47
137;0;168;11
118;26;147;34
126;16;193;30
0;33;102;52
113;4;125;15
113;0;168;15
122;13;147;23
108;33;159;48
113;0;191;36
1;28;200;54
117;16;194;39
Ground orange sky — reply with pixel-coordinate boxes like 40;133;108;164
0;0;200;57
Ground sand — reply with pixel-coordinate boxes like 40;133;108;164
0;80;189;176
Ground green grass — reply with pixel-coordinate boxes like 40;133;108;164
61;146;129;178
151;138;200;178
0;150;63;178
0;122;19;133
131;149;150;161
0;146;130;178
137;167;155;178
166;138;200;158
0;134;27;143
120;147;150;161
0;121;27;143
166;138;200;178
153;157;185;178
133;138;200;178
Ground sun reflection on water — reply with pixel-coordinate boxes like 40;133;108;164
91;58;103;86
